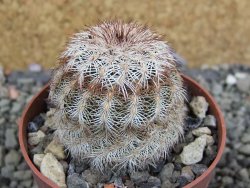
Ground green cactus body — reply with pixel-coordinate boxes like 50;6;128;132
49;21;186;172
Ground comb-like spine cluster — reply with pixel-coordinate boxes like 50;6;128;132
49;21;186;172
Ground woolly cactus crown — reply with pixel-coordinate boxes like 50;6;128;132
49;21;186;172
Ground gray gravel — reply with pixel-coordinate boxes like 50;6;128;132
185;64;250;188
0;64;250;187
0;66;50;188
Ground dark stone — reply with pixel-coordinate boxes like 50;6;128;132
67;173;89;188
67;160;75;175
174;163;183;171
176;176;189;187
190;164;208;177
68;159;89;174
27;122;39;133
130;171;150;186
124;180;135;188
173;143;185;154
0;176;10;185
138;176;161;188
170;170;181;183
184;132;195;143
184;116;203;131
33;115;45;127
201;145;217;166
27;115;45;133
150;159;165;174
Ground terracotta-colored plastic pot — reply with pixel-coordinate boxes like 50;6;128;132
18;75;226;188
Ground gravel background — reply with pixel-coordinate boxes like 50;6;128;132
0;64;250;188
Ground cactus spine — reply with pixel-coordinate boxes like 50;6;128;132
49;21;186;172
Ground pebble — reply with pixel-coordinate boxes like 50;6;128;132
0;66;5;84
161;179;174;188
17;161;29;171
8;85;19;100
17;78;35;86
238;144;250;156
203;135;215;146
0;86;8;98
170;170;180;183
159;163;174;182
27;122;40;133
4;150;21;166
33;114;45;127
176;176;189;187
180;136;207;165
241;133;250;143
28;63;42;72
124;180;135;188
9;181;18;188
33;154;45;168
130;171;150;186
203;115;217;128
149;158;165;173
67;173;89;188
181;166;195;182
139;176;161;188
184;131;195;143
0;176;10;186
190;164;208;177
203;145;217;165
0;146;3;166
82;169;99;186
222;176;234;185
5;128;18;149
40;153;66;188
0;99;10;107
184;116;202;130
44;139;66;160
236;75;250;93
238;168;250;182
60;160;69;173
11;102;23;113
192;127;211;136
13;170;32;180
28;130;45;146
190;96;209;119
226;74;237;85
1;165;15;178
20;180;32;188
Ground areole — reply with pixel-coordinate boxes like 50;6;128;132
18;75;226;188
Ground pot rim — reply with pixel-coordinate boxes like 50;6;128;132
18;74;226;188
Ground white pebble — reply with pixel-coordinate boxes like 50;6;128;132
180;136;207;165
40;153;66;188
226;74;236;85
190;96;209;119
33;154;45;168
192;127;212;137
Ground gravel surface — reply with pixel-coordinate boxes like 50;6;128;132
0;64;250;188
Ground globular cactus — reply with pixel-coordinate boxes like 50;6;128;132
49;21;186;172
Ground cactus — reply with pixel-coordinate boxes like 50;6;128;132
49;21;186;172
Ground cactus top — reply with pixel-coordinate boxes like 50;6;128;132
58;21;177;98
